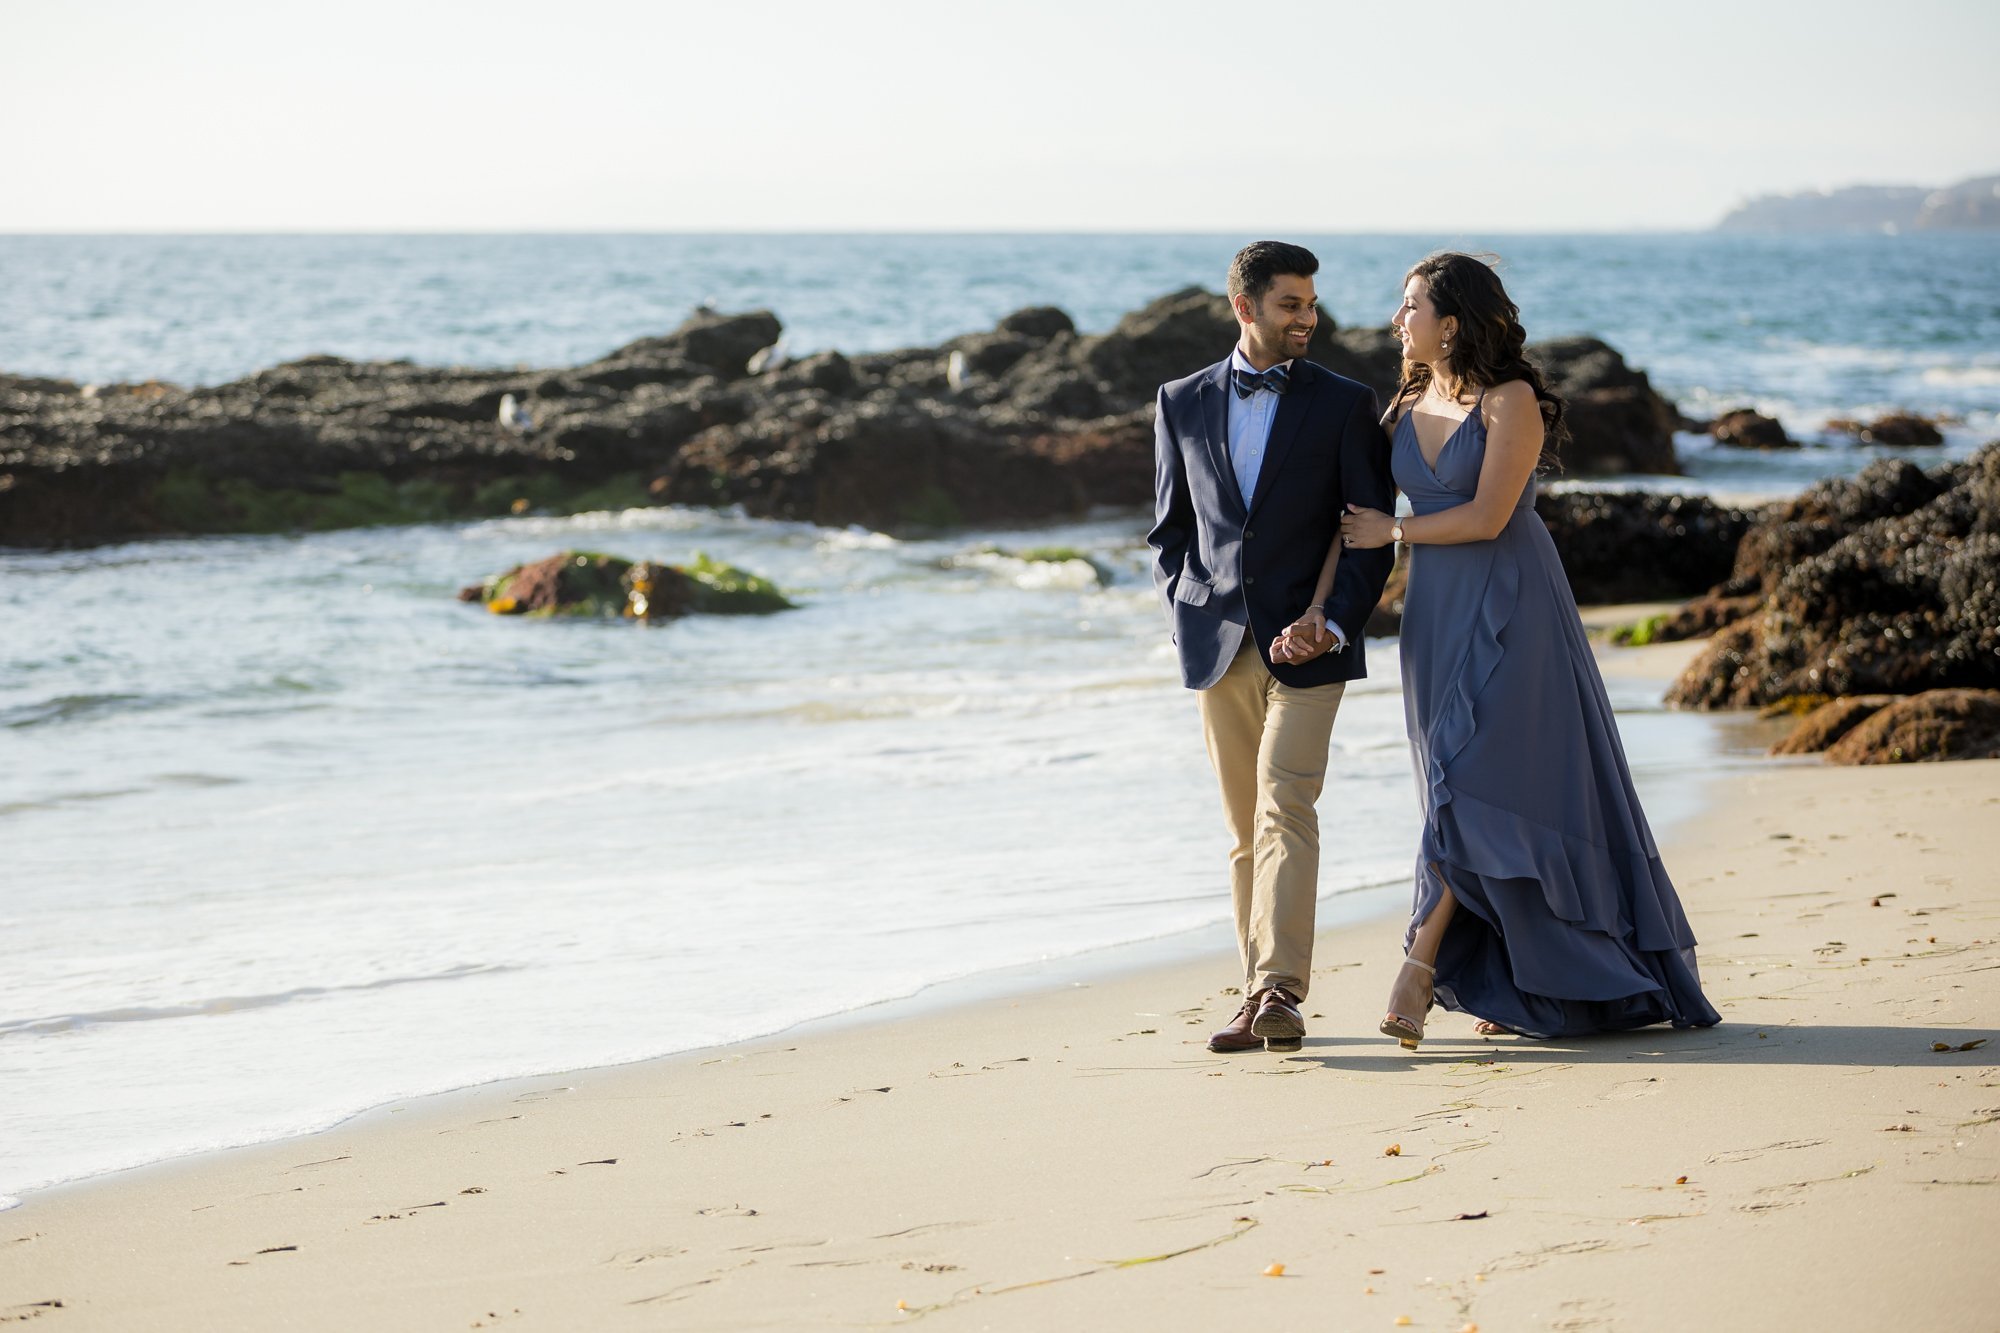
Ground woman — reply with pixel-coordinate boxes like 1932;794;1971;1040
1275;253;1718;1046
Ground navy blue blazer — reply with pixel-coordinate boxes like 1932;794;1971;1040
1147;355;1395;690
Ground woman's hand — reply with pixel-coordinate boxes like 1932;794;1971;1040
1341;504;1395;550
1270;606;1331;663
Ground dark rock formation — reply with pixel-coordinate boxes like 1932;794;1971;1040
1667;446;2000;709
1653;591;1764;642
1534;490;1759;604
0;290;1692;548
1710;409;1794;450
1729;457;1947;594
1825;412;1945;449
457;550;792;620
1821;690;2000;764
1768;695;1898;756
1527;338;1682;476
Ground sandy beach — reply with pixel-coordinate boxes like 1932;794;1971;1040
5;641;1997;1333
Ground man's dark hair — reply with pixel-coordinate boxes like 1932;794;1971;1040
1227;241;1319;305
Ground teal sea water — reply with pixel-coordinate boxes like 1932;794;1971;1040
0;233;1991;1207
4;232;1997;440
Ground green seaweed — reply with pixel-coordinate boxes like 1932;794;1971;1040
527;551;633;618
1611;613;1668;647
684;552;795;614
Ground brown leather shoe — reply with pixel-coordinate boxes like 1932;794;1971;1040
1252;986;1305;1051
1206;995;1263;1053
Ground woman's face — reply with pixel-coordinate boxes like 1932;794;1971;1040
1393;277;1454;366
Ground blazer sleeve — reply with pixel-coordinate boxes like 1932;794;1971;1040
1322;387;1395;641
1145;386;1192;619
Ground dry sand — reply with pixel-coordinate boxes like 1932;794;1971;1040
5;646;1997;1331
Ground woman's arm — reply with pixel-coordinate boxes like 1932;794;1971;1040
1308;538;1341;611
1341;381;1543;549
1270;539;1340;662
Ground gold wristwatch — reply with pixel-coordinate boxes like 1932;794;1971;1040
1391;520;1406;544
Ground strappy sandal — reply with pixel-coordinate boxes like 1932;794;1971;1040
1380;956;1436;1050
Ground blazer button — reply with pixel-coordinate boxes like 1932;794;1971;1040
1245;576;1256;586
1244;529;1255;540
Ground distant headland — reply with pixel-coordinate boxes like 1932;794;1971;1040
1716;172;2000;232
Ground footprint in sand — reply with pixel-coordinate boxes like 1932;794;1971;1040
604;1246;689;1268
1553;1296;1619;1331
1601;1077;1663;1101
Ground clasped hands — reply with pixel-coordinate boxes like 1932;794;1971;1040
1270;607;1335;664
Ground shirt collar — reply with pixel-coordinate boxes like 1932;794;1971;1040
1230;346;1295;377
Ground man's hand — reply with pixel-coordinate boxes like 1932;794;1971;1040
1270;607;1334;664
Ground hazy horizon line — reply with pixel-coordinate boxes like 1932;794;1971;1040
0;225;1751;239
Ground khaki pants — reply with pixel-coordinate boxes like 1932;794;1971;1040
1197;640;1345;1000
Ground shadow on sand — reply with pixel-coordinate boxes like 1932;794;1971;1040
1283;1021;1999;1070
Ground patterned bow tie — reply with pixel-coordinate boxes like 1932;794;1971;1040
1232;364;1290;399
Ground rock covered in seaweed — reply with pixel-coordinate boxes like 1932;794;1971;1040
457;550;793;621
1666;444;2000;709
1820;689;2000;763
1767;694;1899;755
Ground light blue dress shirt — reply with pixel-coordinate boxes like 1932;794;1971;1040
1225;346;1286;507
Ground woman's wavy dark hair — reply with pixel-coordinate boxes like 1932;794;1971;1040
1395;252;1567;468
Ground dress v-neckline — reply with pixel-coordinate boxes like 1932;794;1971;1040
1403;407;1478;476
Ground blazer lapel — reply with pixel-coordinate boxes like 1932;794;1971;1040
1246;362;1312;519
1195;363;1246;517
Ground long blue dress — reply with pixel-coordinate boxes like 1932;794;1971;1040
1392;398;1719;1038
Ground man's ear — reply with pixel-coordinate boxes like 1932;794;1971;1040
1232;293;1256;326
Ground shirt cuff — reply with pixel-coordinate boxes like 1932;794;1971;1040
1323;617;1348;652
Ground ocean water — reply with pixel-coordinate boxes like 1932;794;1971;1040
2;231;1997;447
1;233;1991;1206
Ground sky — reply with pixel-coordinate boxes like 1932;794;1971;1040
3;0;1996;233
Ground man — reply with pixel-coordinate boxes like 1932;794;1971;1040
1147;241;1395;1053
